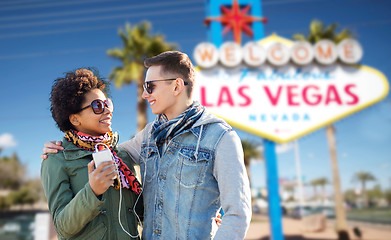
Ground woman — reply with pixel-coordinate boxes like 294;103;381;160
41;68;142;239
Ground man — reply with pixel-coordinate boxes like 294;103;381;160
42;51;251;239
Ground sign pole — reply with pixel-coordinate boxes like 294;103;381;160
294;140;305;217
264;139;284;240
200;2;388;240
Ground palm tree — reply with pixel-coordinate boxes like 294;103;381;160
292;20;352;44
326;125;350;239
310;179;319;200
241;139;263;188
314;177;329;202
293;20;353;240
318;177;329;202
344;189;358;206
353;172;376;207
107;22;176;132
284;184;295;201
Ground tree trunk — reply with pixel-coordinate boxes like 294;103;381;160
326;125;350;240
137;74;148;132
245;162;252;189
362;181;368;207
244;161;254;210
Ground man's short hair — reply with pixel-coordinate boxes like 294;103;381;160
144;51;195;97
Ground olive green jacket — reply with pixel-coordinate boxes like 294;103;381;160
41;135;141;240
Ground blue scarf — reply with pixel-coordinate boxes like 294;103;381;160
152;101;205;148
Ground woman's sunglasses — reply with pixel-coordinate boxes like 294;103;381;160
143;78;189;94
79;98;113;114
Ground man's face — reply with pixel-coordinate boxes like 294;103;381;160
142;65;177;117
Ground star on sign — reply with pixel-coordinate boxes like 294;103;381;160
205;0;267;44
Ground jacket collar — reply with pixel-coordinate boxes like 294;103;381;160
190;110;227;138
192;110;226;128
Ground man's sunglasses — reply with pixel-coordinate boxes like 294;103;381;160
143;78;189;94
79;98;113;114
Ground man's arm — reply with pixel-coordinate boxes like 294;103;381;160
213;130;252;240
118;123;150;165
40;124;149;161
41;141;64;159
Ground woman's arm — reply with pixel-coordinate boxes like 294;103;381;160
40;157;115;238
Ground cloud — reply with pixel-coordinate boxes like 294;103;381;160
276;142;294;154
380;162;389;169
0;133;17;149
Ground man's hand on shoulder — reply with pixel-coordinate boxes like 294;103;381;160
41;141;64;159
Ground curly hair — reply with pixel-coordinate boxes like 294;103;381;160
50;68;107;132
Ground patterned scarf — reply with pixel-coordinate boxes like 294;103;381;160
65;130;141;194
152;101;205;148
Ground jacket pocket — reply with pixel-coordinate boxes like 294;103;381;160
71;222;107;240
176;148;212;188
140;146;158;183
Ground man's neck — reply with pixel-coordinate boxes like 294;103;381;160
165;99;193;120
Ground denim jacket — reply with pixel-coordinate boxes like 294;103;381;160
120;110;252;240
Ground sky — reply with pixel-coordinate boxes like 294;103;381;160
0;0;390;199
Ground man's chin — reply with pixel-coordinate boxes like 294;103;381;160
151;109;160;115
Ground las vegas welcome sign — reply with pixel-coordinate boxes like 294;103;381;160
193;34;389;143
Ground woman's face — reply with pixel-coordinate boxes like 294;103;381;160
71;89;113;136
